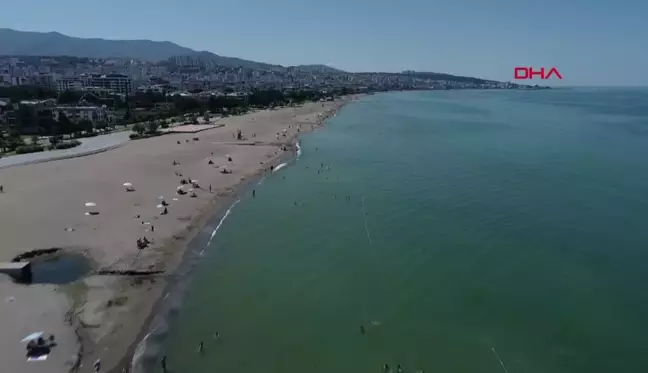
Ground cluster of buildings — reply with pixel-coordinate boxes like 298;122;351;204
0;97;114;134
0;55;531;132
0;55;523;96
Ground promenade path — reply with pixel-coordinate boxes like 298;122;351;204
0;132;131;169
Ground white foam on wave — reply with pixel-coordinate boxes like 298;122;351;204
202;199;241;254
273;163;288;172
296;141;302;159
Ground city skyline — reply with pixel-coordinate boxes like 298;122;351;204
1;0;647;86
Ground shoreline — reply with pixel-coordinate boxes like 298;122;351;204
99;96;361;373
0;96;359;373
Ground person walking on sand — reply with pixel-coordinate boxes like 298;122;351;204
93;358;101;373
0;184;3;193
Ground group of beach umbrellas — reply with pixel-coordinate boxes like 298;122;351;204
83;182;137;215
84;177;194;217
84;202;98;215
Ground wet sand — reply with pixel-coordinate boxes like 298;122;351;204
0;97;357;373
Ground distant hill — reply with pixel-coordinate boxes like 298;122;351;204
0;28;196;61
0;29;507;85
289;64;346;74
403;71;497;85
0;28;288;70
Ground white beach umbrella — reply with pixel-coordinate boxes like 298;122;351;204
21;332;44;343
123;182;133;187
157;204;164;209
188;188;194;192
85;202;96;207
176;185;185;191
158;196;165;200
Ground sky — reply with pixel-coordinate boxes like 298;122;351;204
0;0;647;86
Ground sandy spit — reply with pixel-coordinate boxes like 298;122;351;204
0;97;359;373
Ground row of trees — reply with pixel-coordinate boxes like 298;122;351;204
1;86;360;153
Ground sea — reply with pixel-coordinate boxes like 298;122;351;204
162;88;648;373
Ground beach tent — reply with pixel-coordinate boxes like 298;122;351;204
21;332;44;343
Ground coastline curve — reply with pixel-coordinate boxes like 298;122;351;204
107;96;360;373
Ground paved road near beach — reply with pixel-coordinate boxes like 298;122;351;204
0;131;131;169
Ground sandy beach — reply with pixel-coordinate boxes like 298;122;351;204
0;97;356;373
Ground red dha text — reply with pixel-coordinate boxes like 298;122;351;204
514;67;563;80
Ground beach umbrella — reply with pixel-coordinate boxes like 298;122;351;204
157;204;164;209
21;332;44;343
85;202;96;207
123;182;133;187
188;188;194;192
158;196;165;200
176;185;185;191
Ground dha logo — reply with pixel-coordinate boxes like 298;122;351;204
514;67;563;80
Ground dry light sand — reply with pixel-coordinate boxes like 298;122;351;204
0;98;355;373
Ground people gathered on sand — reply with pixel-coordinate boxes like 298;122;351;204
26;335;57;359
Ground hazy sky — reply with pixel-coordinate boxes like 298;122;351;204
1;0;646;86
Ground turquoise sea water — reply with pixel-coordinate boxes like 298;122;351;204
164;88;648;373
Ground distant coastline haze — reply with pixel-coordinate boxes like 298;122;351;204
0;0;646;86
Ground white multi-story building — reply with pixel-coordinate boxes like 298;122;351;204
53;104;113;123
136;84;166;94
89;74;132;95
56;74;132;95
57;78;85;92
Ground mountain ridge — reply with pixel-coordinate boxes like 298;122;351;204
0;28;506;84
0;28;295;70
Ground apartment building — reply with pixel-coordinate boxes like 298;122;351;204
88;74;132;95
57;77;86;92
53;104;113;123
56;74;132;95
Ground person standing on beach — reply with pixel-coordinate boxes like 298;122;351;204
93;358;101;373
